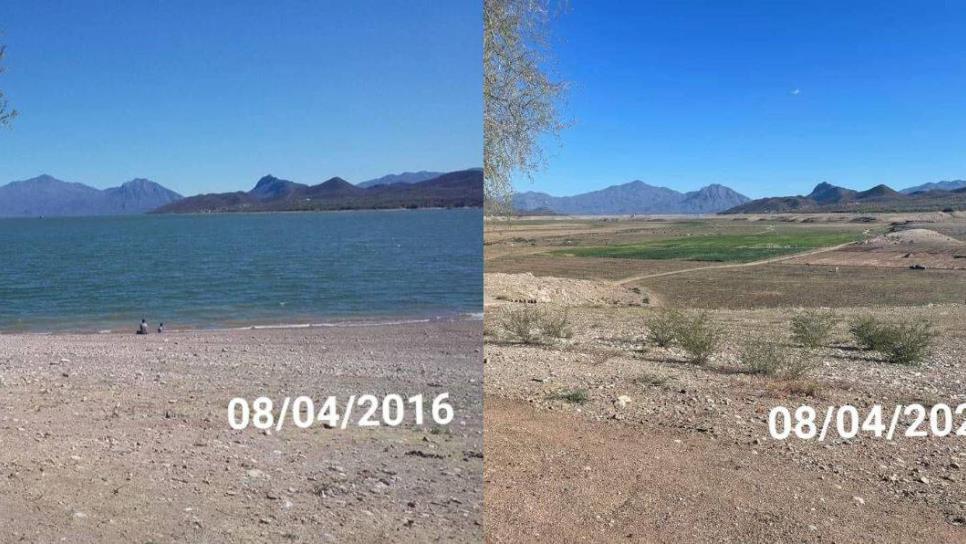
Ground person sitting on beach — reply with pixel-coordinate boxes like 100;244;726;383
158;322;164;334
137;319;149;335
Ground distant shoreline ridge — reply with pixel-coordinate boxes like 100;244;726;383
0;168;483;217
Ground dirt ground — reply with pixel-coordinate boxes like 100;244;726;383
788;228;966;270
485;398;962;544
484;214;966;543
0;320;482;543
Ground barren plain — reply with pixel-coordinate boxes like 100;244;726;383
485;212;966;543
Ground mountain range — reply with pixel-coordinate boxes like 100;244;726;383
6;171;961;217
514;181;751;215
153;169;482;213
356;171;444;188
0;175;182;217
724;181;966;214
0;169;482;217
899;180;966;194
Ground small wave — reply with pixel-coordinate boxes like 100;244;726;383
5;311;479;335
243;318;433;330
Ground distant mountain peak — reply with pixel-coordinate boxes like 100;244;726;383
249;175;305;201
807;181;837;198
357;171;444;188
513;180;749;215
806;182;856;204
724;179;966;214
110;177;178;191
253;174;283;187
154;169;482;213
16;174;66;185
856;184;899;199
900;179;966;194
692;183;732;194
0;175;182;216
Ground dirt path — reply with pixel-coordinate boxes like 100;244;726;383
615;242;856;285
484;397;963;544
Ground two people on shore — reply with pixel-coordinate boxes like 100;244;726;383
136;319;164;334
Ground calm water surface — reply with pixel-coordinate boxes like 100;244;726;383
0;209;481;332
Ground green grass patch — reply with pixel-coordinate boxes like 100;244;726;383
554;232;860;263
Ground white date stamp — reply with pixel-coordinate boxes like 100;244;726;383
768;404;966;441
227;393;455;431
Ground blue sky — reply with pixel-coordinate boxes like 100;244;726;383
0;1;481;195
526;1;966;198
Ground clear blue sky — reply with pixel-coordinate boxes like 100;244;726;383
0;1;481;195
527;1;966;198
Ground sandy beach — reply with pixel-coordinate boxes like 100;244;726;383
0;319;482;543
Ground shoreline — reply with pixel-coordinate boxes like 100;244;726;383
0;310;484;336
150;205;483;217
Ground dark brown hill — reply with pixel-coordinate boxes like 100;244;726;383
154;169;482;214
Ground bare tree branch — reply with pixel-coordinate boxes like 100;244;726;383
0;42;17;126
484;0;567;214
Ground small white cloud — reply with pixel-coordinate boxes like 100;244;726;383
790;88;801;96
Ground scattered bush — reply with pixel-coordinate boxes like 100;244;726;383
849;315;888;350
540;307;574;340
547;388;588;404
499;306;573;344
876;321;935;365
781;350;820;380
500;306;543;344
674;311;721;365
739;339;783;376
850;316;936;365
790;309;837;348
647;308;683;347
739;340;819;378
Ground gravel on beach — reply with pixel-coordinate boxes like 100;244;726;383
0;319;482;543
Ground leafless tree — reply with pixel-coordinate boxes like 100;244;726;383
0;42;16;126
484;0;567;213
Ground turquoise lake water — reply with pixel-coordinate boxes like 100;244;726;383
0;209;482;332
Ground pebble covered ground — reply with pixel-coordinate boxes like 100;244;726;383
485;303;966;542
0;320;482;543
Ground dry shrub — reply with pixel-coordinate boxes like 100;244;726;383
850;316;935;365
740;340;819;378
647;308;683;348
849;315;888;350
540;307;574;340
781;350;820;380
877;321;935;365
499;305;573;344
739;339;782;375
674;311;721;365
500;306;543;344
790;309;837;348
